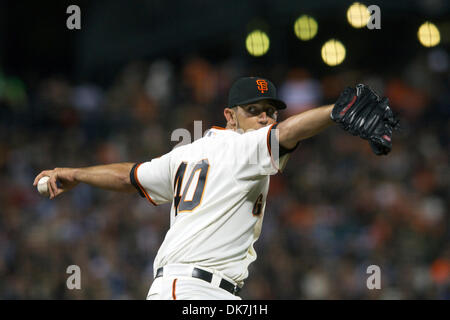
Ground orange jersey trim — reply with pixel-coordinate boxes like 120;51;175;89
133;163;157;206
172;278;178;300
211;126;226;130
266;122;277;156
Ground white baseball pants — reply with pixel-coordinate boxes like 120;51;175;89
146;264;242;300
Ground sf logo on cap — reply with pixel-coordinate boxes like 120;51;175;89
256;79;268;93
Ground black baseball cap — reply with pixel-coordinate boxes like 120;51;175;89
228;77;287;110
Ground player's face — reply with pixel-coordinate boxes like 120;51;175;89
235;101;278;131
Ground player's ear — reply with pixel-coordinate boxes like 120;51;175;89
224;107;236;126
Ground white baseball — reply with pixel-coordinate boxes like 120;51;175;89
37;176;50;197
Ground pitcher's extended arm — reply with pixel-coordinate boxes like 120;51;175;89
33;163;136;199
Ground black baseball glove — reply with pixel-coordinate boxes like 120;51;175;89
331;84;400;156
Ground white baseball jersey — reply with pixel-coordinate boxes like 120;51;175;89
131;124;292;287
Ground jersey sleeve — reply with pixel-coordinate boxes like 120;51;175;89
233;123;294;178
129;153;173;205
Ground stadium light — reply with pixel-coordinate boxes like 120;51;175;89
294;15;318;41
418;22;441;47
246;30;270;57
347;2;370;28
321;39;346;66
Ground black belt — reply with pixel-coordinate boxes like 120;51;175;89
155;267;241;296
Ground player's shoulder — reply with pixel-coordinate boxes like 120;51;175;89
166;127;234;163
206;126;238;137
207;125;272;139
195;126;240;144
168;125;272;160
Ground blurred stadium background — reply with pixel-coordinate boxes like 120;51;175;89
0;0;449;299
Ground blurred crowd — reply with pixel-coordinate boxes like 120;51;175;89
0;54;448;299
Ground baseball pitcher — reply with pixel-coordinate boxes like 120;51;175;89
33;77;399;299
